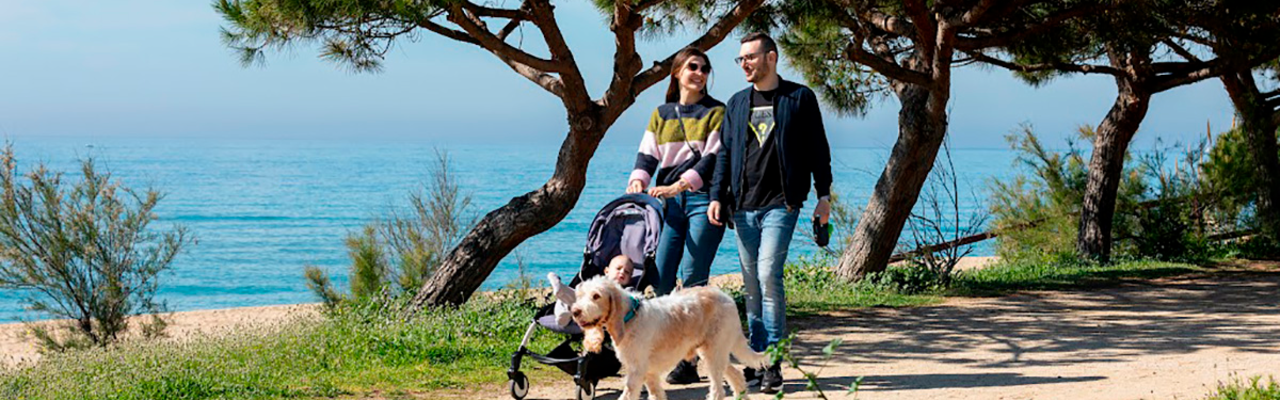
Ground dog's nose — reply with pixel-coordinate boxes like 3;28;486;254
572;309;581;318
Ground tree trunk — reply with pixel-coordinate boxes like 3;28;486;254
408;111;605;308
1220;71;1280;238
836;84;950;279
1076;78;1151;262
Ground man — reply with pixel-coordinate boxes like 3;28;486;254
708;32;832;394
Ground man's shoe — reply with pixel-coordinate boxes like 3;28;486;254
760;362;783;394
743;367;761;387
666;359;700;385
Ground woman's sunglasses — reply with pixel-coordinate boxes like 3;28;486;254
685;62;712;74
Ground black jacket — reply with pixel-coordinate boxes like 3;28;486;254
711;79;832;211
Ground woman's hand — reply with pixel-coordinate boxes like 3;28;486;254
626;179;644;194
647;184;682;199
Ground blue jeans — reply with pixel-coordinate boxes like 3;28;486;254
733;205;799;352
653;191;727;296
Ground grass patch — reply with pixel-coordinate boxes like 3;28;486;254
0;297;564;400
777;256;1202;316
1204;376;1280;400
949;258;1202;296
782;258;943;316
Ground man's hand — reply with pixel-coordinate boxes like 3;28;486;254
814;197;831;225
626;179;644;194
708;201;723;226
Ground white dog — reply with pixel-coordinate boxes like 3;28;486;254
570;276;768;400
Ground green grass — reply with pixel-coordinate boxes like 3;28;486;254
948;257;1202;296
0;297;563;400
777;256;1203;317
781;258;943;316
1204;376;1280;400
0;257;1214;400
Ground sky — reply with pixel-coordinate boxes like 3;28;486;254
0;0;1241;150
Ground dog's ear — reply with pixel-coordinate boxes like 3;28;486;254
603;282;628;342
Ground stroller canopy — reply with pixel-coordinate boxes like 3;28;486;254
583;193;663;281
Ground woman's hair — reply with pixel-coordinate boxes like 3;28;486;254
664;47;711;104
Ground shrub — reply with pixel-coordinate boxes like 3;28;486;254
1204;375;1280;400
988;124;1249;263
0;144;192;350
306;150;473;306
901;139;988;285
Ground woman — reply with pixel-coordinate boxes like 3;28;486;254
627;48;727;384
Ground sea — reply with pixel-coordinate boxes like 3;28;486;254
0;137;1016;322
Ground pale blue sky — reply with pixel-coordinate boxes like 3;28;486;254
0;0;1237;149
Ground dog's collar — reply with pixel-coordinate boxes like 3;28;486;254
623;294;641;323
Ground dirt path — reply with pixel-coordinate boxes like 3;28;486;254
506;263;1280;400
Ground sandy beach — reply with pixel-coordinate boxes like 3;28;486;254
0;303;319;367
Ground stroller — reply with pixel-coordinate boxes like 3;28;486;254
507;193;663;400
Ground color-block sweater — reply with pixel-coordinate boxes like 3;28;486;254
629;96;725;192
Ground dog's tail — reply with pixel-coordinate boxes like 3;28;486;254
731;336;770;369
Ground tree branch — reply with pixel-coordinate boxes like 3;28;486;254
1151;50;1280;93
431;6;567;98
854;9;916;38
629;0;766;97
1162;38;1202;63
497;17;523;41
846;42;935;88
462;2;526;19
903;0;936;63
525;0;591;107
416;18;479;45
967;51;1126;78
956;0;999;27
956;3;1102;51
600;0;644;112
1151;58;1232;93
445;5;563;73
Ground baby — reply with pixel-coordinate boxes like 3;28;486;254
549;254;635;326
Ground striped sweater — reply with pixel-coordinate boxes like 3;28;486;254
630;96;725;192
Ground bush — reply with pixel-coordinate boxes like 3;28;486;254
1204;375;1280;400
989;125;1256;263
1200;126;1276;229
1119;138;1216;262
0;145;192;350
307;150;473;307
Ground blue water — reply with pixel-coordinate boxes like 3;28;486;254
0;138;1014;322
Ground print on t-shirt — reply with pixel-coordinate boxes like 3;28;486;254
749;106;775;145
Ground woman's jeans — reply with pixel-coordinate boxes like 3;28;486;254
732;205;799;352
653;191;727;296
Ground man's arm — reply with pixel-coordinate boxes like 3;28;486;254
710;99;734;203
804;88;832;199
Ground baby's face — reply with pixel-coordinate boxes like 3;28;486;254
606;258;633;285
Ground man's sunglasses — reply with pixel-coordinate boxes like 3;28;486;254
685;62;712;74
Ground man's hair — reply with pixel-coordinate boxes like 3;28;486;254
740;32;778;55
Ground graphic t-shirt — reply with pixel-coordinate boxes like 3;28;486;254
741;88;786;210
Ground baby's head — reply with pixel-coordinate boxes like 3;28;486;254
604;254;634;286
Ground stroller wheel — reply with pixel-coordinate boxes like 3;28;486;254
575;381;595;400
509;371;530;399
